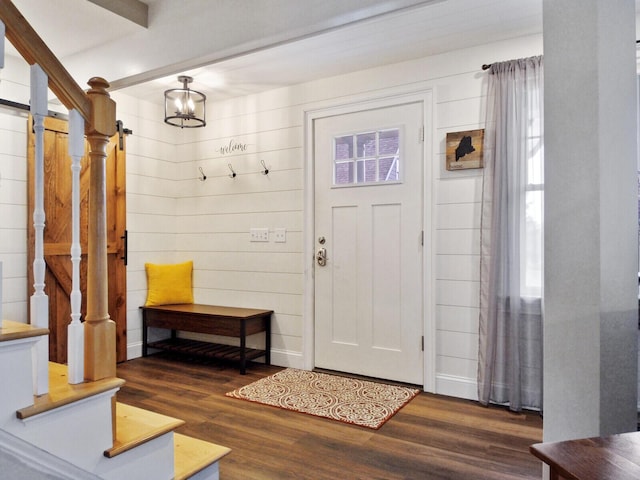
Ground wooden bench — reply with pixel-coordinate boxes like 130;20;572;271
140;304;272;374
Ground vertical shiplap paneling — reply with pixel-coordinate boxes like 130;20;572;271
432;68;486;400
0;35;549;397
0;55;30;322
159;35;544;382
111;92;182;357
172;100;306;362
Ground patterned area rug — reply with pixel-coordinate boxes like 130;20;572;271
225;368;420;429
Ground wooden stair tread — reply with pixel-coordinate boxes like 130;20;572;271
173;433;231;480
104;402;186;458
17;362;125;419
0;320;48;342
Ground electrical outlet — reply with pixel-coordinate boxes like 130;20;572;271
274;228;286;243
250;228;269;242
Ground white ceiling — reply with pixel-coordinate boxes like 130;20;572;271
4;0;640;105
119;0;542;102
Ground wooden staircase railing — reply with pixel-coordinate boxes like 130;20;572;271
0;7;234;477
0;0;117;383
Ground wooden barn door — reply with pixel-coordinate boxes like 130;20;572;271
27;116;127;363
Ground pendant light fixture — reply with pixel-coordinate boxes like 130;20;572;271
164;75;206;128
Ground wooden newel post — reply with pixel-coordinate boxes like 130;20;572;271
84;77;117;381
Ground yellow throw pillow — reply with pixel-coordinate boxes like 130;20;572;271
145;261;194;306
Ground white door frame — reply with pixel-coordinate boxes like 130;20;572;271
303;88;436;392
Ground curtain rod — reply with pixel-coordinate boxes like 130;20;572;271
484;42;639;70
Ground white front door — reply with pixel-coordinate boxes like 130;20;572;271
313;101;424;385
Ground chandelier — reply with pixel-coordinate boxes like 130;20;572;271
164;75;206;128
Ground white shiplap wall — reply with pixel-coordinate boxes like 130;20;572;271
433;72;486;399
0;55;31;323
110;92;183;358
171;99;306;365
145;34;544;396
0;34;549;401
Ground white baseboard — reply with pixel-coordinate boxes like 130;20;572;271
130;340;481;402
435;374;478;401
270;349;304;370
127;341;143;360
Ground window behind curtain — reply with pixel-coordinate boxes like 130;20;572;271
523;116;543;298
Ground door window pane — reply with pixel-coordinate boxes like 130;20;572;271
335;162;353;185
379;157;399;181
333;128;401;186
356;132;376;158
335;136;353;160
379;129;399;155
356;159;377;183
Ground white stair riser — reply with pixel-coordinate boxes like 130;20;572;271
95;432;175;480
187;462;221;480
0;337;40;425
0;429;100;479
0;336;200;480
5;389;116;472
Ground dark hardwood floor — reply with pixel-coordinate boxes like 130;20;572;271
115;354;543;480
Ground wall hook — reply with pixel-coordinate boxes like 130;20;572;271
260;159;270;175
228;163;237;178
198;166;207;181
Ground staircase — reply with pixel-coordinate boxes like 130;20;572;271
0;2;231;477
0;319;230;479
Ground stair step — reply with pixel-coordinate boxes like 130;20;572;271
173;433;231;480
104;402;185;458
0;319;48;342
16;362;125;420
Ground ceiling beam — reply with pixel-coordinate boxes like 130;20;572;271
88;0;148;28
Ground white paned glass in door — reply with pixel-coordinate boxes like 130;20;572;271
334;128;400;186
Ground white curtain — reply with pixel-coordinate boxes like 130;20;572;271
478;56;544;412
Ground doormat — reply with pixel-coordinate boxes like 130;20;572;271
225;368;420;429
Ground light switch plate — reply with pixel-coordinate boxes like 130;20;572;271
250;228;269;242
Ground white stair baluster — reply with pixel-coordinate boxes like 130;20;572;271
30;64;49;395
67;109;84;384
